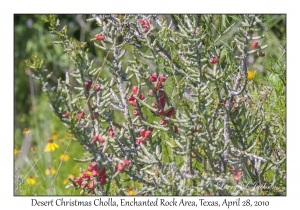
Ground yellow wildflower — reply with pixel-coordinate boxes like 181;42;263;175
44;139;58;152
126;188;137;196
27;176;36;185
52;133;59;140
63;174;74;185
247;70;255;80
45;167;56;175
23;128;31;134
31;146;36;152
14;146;18;155
59;139;65;144
59;153;70;161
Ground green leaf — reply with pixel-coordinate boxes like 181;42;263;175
40;15;49;23
229;15;240;22
220;48;227;64
222;15;229;28
49;14;55;26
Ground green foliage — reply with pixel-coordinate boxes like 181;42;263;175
16;14;286;196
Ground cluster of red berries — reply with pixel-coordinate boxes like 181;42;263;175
74;80;102;121
116;159;131;172
93;135;105;153
128;86;145;107
71;162;106;190
251;41;265;57
209;57;220;64
149;73;167;90
76;110;100;121
65;80;101;121
136;127;153;145
139;19;150;33
128;73;179;144
95;34;105;41
151;89;167;114
85;79;101;92
93;135;105;144
149;74;178;132
77;112;85;120
230;166;243;184
108;127;114;137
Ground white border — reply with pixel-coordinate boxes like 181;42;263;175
3;1;298;209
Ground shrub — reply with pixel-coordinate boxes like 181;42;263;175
25;14;286;195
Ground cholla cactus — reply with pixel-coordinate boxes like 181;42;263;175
25;14;285;196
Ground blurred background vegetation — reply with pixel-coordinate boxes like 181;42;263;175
14;14;286;195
